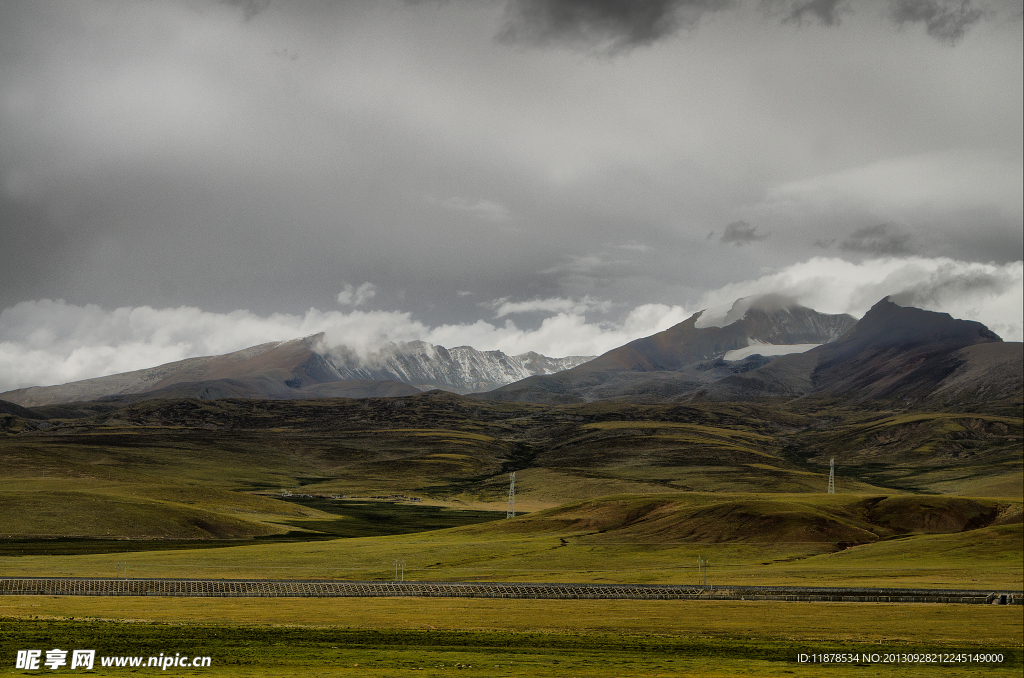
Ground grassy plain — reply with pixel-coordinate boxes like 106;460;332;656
2;600;1022;677
2;494;1020;589
1;599;1021;677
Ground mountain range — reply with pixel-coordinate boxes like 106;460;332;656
1;295;1020;412
481;296;857;403
0;337;593;407
325;341;593;394
483;297;1020;410
705;298;1020;407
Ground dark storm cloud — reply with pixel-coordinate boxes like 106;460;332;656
498;0;1015;51
720;221;770;245
890;0;983;44
840;224;914;255
765;0;1017;37
779;0;851;26
889;266;1019;312
224;0;271;22
0;0;1019;355
497;0;734;51
812;238;836;248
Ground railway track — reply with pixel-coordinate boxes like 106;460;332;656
1;578;1019;604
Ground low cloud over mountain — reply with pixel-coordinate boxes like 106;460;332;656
0;256;1018;394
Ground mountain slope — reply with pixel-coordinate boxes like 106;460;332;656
481;297;856;403
708;297;1018;409
0;337;422;407
579;300;854;373
327;341;593;394
0;337;594;406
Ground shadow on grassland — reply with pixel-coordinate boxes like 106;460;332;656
0;499;507;557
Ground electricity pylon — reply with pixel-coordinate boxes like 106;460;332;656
828;458;835;494
506;472;516;518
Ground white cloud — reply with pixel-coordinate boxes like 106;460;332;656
336;282;377;307
696;257;1023;341
1;256;1019;393
0;298;689;392
492;296;611;318
424;302;690;358
0;300;427;393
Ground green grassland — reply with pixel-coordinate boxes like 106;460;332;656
2;493;1019;589
2;395;1022;676
1;394;1020;589
4;396;1019;516
785;412;1023;495
1;600;1020;677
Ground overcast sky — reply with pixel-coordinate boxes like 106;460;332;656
1;0;1022;391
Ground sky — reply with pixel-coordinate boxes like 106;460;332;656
0;0;1021;392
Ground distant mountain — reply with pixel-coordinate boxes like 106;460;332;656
0;336;594;406
326;341;594;394
7;296;1013;410
706;297;1020;409
480;296;857;403
0;337;421;407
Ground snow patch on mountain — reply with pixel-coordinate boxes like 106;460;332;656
723;340;821;361
321;340;594;394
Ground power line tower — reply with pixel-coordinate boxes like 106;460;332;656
827;457;835;494
506;472;516;518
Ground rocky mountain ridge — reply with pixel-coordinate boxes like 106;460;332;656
706;297;1018;407
482;297;858;402
0;336;594;406
327;341;593;394
480;296;1020;412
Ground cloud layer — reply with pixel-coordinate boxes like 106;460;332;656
1;256;1019;393
497;0;733;52
498;0;1016;51
721;220;770;246
699;256;1023;341
0;297;689;393
0;1;1019;394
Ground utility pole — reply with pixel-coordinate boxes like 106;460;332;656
394;559;406;582
506;472;516;518
828;458;835;495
